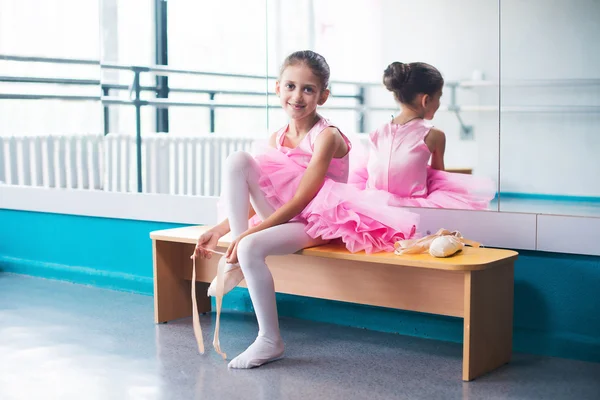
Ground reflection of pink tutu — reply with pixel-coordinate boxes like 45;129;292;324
390;168;496;210
395;168;496;210
349;167;496;211
253;148;419;254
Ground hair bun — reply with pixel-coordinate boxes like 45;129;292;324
383;62;410;92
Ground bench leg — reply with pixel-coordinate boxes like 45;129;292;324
153;240;211;323
462;261;514;381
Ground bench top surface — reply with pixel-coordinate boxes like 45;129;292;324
151;226;518;271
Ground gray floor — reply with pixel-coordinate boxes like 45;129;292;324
1;274;599;400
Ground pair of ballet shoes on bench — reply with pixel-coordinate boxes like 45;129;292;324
395;229;481;258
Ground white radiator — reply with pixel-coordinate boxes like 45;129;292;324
4;133;366;196
0;134;103;190
103;134;256;196
0;133;256;195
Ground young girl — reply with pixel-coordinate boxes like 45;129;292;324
350;61;496;212
193;51;419;369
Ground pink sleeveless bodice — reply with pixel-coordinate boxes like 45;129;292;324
275;116;351;183
366;119;433;197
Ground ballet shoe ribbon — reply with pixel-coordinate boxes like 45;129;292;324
189;247;228;360
212;251;228;360
190;254;205;354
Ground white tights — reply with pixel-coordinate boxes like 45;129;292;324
222;151;326;368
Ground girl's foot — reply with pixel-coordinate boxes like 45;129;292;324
228;335;285;369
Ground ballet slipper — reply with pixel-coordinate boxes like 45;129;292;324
206;262;245;297
394;229;480;257
429;235;465;257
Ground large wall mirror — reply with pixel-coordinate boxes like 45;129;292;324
267;0;501;211
499;0;600;217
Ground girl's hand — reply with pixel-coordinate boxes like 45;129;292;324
224;232;249;264
194;230;221;259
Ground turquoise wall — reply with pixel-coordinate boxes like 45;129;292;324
1;209;598;363
0;209;185;294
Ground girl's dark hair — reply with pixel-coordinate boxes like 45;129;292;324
280;50;330;90
383;62;443;104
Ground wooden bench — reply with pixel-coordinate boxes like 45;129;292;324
150;226;517;381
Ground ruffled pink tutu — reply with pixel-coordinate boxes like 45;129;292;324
252;148;419;254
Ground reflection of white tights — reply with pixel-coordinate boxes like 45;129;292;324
223;151;325;368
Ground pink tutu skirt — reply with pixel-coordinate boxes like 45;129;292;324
252;148;419;254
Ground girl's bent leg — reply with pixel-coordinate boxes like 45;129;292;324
208;151;277;296
223;151;276;238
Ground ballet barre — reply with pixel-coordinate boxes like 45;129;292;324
150;225;517;381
